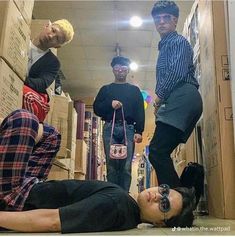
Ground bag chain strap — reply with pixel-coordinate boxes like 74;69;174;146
110;107;127;146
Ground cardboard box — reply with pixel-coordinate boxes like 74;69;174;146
69;158;75;179
44;81;55;124
0;0;30;80
75;139;87;174
47;163;69;180
56;158;75;179
14;0;34;26
0;58;23;118
56;158;71;170
150;168;158;187
175;160;187;177
227;1;235;149
66;93;77;138
44;93;71;158
68;141;76;161
67;101;78;157
74;171;86;180
172;144;187;177
184;130;197;164
198;0;235;218
50;94;69;158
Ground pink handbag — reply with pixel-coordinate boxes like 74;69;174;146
109;107;128;160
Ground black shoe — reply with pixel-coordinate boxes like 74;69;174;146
180;162;205;209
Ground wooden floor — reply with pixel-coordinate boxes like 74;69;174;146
1;215;235;236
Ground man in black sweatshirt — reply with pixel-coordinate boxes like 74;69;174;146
93;56;145;192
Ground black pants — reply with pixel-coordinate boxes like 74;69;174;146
148;121;184;188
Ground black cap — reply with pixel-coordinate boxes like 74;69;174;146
111;56;131;68
151;1;179;18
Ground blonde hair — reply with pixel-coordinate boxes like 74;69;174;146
53;19;74;44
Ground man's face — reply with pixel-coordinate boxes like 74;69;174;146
112;64;129;81
38;23;66;49
153;13;178;38
137;186;183;225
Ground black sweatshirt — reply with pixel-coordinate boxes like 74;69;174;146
93;83;145;135
25;50;61;94
24;180;141;233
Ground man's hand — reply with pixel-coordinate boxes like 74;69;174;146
112;100;122;110
134;133;142;143
153;96;161;115
154;96;160;105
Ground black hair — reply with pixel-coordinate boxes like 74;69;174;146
111;56;131;68
165;187;195;228
151;1;179;18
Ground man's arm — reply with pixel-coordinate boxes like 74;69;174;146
0;209;61;232
156;38;192;100
25;53;60;94
153;95;161;115
93;86;113;118
134;87;145;138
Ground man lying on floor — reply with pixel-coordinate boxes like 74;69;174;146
0;109;195;233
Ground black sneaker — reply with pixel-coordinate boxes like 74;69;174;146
180;162;205;209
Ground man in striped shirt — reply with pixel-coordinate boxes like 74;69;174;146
148;1;203;189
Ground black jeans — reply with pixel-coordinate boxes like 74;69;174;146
148;121;183;188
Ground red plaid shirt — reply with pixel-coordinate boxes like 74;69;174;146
0;109;61;210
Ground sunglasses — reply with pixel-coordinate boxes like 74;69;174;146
158;184;171;222
154;14;173;24
113;65;129;71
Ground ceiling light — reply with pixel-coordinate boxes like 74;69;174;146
130;16;143;27
130;62;138;71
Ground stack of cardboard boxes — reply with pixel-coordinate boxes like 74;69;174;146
0;0;34;118
43;76;92;181
72;97;107;181
46;91;78;180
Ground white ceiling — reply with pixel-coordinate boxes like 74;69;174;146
33;0;194;154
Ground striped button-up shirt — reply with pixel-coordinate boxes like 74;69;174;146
156;31;199;100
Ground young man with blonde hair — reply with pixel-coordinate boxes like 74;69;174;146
23;19;74;122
